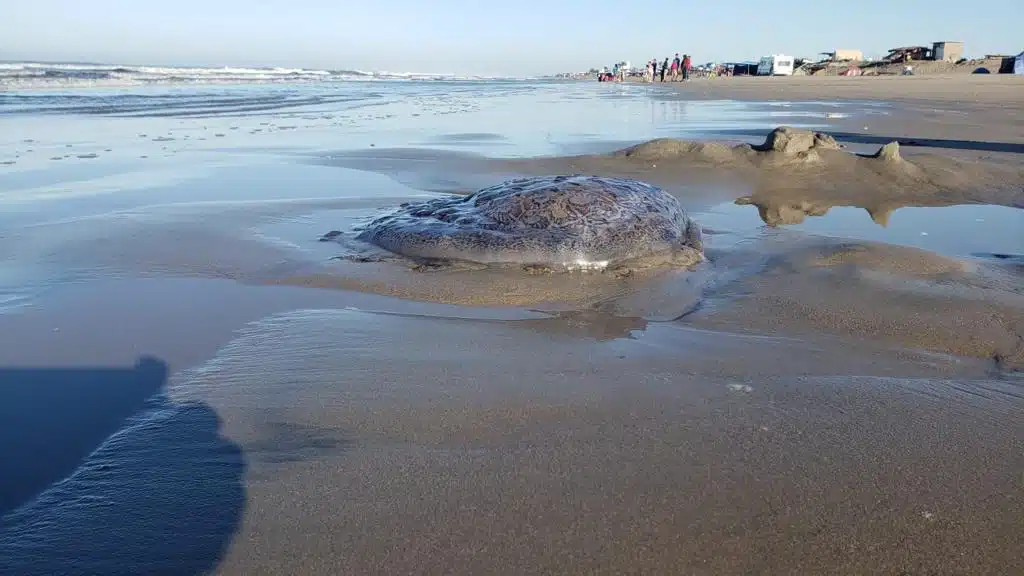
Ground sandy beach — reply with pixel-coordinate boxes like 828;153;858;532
1;73;1022;575
635;74;1024;152
636;73;1024;106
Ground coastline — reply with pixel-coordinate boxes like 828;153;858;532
621;73;1024;105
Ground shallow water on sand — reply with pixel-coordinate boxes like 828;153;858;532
2;81;843;174
701;200;1024;259
2;80;1022;574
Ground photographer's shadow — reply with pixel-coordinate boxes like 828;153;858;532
0;356;245;576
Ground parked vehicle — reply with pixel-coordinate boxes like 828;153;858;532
757;55;794;76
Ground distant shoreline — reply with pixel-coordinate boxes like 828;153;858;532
0;61;539;91
617;73;1024;106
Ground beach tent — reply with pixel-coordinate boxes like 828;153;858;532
1015;51;1024;75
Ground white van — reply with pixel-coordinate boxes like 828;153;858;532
757;55;795;76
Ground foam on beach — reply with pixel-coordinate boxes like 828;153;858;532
0;61;524;91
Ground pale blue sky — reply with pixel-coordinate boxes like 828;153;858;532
3;0;1019;75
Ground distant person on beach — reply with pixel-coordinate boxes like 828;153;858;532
660;58;668;82
682;54;692;81
671;54;680;81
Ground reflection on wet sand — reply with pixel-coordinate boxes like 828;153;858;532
335;306;651;341
727;192;1023;266
735;194;897;227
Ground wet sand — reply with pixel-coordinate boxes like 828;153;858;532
649;74;1024;130
310;125;1023;369
1;80;1023;575
182;302;1021;575
4;278;1019;575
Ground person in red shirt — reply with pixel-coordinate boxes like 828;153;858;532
682;54;692;80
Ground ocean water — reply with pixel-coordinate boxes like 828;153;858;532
0;61;514;89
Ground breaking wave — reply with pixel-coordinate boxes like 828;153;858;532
0;62;523;90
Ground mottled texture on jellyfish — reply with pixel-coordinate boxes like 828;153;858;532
354;175;704;268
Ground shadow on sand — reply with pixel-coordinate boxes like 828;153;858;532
0;356;245;576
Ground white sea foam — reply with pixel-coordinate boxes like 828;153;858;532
0;61;527;90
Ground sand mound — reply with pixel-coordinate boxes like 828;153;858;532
580;127;1023;219
692;239;1024;370
607;127;1019;190
614;126;846;166
804;243;974;277
616;126;918;170
755;126;843;154
614;139;737;163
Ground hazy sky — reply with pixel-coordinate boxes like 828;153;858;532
4;0;1020;75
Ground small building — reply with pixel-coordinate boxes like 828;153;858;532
828;49;863;62
933;41;964;62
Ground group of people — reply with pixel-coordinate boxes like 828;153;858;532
595;54;700;83
644;54;692;82
598;63;626;82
